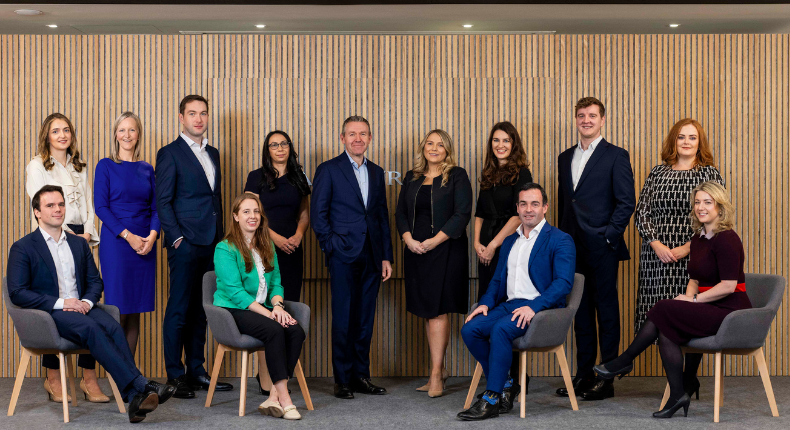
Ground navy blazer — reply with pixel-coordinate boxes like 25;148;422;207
310;152;393;268
155;136;223;247
6;229;103;311
478;222;576;313
557;138;635;261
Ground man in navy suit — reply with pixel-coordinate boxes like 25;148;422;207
311;115;394;399
556;97;635;400
6;185;175;422
458;183;575;421
156;94;231;398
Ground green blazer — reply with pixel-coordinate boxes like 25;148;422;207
213;240;284;310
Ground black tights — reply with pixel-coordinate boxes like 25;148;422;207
604;319;703;402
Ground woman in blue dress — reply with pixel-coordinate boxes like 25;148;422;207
94;112;159;355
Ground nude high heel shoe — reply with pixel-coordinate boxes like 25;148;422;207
44;377;72;403
80;378;110;403
417;368;450;392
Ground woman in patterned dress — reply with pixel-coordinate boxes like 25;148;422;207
634;118;724;334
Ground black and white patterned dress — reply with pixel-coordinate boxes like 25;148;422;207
634;164;724;333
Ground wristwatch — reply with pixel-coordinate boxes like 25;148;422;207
693;294;698;303
273;302;285;309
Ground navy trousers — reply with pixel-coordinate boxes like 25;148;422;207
163;240;213;379
50;307;141;401
328;238;380;384
461;299;532;393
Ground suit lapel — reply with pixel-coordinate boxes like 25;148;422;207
528;223;551;272
575;139;609;192
176;137;214;191
30;231;59;287
208;147;221;192
337;153;366;209
67;235;84;296
560;148;575;196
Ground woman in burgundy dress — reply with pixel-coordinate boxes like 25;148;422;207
593;181;751;419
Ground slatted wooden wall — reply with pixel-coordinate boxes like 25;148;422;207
1;34;788;379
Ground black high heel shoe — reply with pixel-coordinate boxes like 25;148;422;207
653;393;691;418
684;376;700;400
593;362;633;380
254;373;290;396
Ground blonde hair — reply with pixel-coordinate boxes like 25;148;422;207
110;112;143;163
411;129;457;187
689;181;734;234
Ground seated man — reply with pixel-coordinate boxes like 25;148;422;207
6;185;176;423
458;183;576;421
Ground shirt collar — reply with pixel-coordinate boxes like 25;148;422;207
181;132;208;150
517;218;546;240
39;227;67;244
49;153;73;168
345;150;367;168
699;226;715;239
576;135;603;153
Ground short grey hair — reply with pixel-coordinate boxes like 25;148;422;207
341;115;371;135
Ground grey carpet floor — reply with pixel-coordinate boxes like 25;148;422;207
0;376;786;429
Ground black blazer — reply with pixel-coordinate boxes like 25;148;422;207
557;138;635;261
155;136;223;247
6;230;103;311
395;167;473;239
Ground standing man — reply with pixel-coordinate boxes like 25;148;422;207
311;115;394;399
556;97;635;400
156;94;232;398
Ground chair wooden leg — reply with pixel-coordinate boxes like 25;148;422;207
239;350;249;417
519;351;527;418
107;374;126;413
294;359;314;410
65;354;78;407
713;352;722;423
7;348;32;416
463;362;483;409
718;358;724;408
555;345;578;411
205;344;225;408
660;383;670;409
58;353;69;423
753;347;779;417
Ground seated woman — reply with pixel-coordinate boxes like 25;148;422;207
594;181;751;418
213;192;306;420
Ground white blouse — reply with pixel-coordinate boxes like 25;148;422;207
26;155;99;246
252;249;268;304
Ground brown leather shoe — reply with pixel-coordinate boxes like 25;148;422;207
44;377;72;403
80;378;110;403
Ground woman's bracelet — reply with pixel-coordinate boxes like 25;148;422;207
273;301;285;309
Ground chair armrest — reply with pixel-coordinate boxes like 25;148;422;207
8;307;63;349
715;307;777;349
203;304;243;346
96;303;121;323
514;307;574;350
284;301;311;338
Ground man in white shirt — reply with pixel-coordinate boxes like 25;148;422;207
458;183;576;421
6;185;176;422
156;95;231;398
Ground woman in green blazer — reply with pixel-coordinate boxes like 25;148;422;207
214;192;305;420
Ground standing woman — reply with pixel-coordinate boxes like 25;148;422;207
94;112;159;357
395;129;472;397
244;130;311;302
25;112;107;402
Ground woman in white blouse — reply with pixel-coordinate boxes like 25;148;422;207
25;112;108;403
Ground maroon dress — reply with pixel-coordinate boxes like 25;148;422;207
646;229;752;345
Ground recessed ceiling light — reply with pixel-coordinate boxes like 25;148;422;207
255;24;266;29
15;9;43;16
46;24;58;28
463;24;473;28
668;24;680;28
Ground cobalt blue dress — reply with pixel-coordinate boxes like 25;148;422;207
94;158;159;314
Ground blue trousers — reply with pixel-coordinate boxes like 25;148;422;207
50;307;141;402
461;299;533;393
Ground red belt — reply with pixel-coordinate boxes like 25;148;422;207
698;282;745;293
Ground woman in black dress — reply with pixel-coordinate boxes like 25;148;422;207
395;129;472;397
595;181;751;419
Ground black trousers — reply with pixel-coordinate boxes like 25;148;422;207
226;308;305;383
574;245;621;379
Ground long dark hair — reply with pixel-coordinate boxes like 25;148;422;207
258;130;311;196
479;121;528;190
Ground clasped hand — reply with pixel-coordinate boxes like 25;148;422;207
406;237;438;255
270;307;297;327
127;233;155;255
63;298;90;314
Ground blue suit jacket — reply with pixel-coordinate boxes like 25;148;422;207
310;152;393;268
478;222;576;313
155;136;223;247
6;230;103;311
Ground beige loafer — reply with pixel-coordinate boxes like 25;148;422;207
283;405;302;420
258;399;284;417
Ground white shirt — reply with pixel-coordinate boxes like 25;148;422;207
181;132;216;191
252;249;269;304
571;136;603;190
39;228;93;310
506;219;546;302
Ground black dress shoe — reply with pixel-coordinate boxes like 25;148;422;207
581;378;614;401
166;375;195;399
145;381;177;404
653;393;691;418
498;383;521;414
556;376;595;397
334;383;354;399
593;362;634;380
350;378;387;395
457;398;500;421
128;391;159;423
477;375;529;400
188;374;233;392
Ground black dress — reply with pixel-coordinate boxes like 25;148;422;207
244;168;310;302
474;167;532;300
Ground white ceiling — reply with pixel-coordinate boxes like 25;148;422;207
2;3;790;35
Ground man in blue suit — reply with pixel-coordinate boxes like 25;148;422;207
156;94;231;398
7;185;175;422
311;116;394;399
458;183;576;420
556;97;635;400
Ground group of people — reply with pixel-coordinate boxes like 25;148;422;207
5;93;750;423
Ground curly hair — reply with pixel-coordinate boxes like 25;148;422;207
479;121;528;190
37;113;86;172
689;181;734;234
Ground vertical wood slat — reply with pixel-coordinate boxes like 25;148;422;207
0;34;788;379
